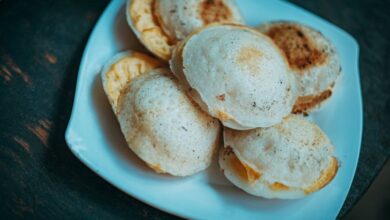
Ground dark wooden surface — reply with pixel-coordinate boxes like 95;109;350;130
0;0;389;219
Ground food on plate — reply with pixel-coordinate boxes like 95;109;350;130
126;0;244;60
170;24;297;130
101;52;221;176
101;3;344;198
219;115;338;199
101;51;164;113
256;21;341;114
117;68;221;176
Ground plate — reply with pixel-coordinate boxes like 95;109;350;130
65;0;363;219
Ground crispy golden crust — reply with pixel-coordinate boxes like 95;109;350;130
265;23;327;72
224;147;338;195
216;110;233;121
129;0;173;60
304;157;339;194
224;146;261;184
292;89;332;114
129;0;243;60
102;51;164;112
270;182;290;191
147;163;166;174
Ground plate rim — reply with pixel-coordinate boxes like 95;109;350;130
65;0;363;218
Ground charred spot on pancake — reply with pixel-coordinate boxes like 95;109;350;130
199;0;233;24
292;89;332;114
216;94;226;101
266;24;327;72
224;146;234;156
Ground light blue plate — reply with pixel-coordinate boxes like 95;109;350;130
65;0;363;219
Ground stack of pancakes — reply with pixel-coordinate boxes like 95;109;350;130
101;0;341;199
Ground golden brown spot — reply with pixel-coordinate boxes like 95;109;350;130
266;24;327;72
216;94;225;101
147;163;165;173
44;53;58;64
216;110;233;121
237;47;262;64
200;0;233;25
140;28;172;60
236;47;263;74
104;52;164;111
242;161;261;183
227;147;261;183
304;157;338;194
270;182;290;191
292;89;332;114
228;150;248;180
14;137;30;152
130;0;173;60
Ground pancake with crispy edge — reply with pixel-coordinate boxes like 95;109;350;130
126;0;244;60
256;21;341;114
220;115;338;199
170;24;297;130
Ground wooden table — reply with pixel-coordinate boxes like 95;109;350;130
1;0;389;218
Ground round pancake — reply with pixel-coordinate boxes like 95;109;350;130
170;24;297;130
117;68;221;176
126;0;244;60
256;21;341;114
101;51;164;113
220;115;338;199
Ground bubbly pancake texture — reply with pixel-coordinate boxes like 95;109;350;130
127;0;244;60
101;51;164;113
220;115;338;199
117;68;221;176
171;24;297;130
256;21;341;114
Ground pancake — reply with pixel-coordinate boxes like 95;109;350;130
126;0;244;60
101;51;164;113
170;24;297;130
117;68;221;176
220;115;338;199
256;21;341;114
